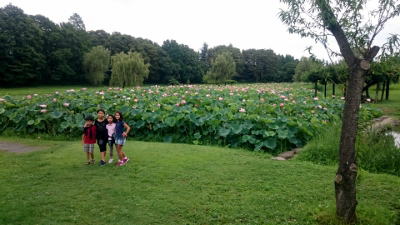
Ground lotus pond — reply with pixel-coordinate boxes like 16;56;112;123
0;84;381;153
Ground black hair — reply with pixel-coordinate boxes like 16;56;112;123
115;111;123;121
85;115;94;121
107;114;116;123
97;109;105;114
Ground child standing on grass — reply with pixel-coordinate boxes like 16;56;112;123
114;111;131;166
82;116;96;165
106;115;116;164
95;109;109;166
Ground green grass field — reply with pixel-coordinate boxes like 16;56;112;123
0;137;399;225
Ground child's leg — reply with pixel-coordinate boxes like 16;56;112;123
108;140;114;158
86;152;90;161
116;145;124;160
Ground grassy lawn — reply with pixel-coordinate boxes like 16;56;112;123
0;85;108;97
1;137;399;225
369;83;400;120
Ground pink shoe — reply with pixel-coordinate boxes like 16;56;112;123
123;157;129;163
116;160;124;166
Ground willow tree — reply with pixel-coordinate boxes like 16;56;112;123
83;46;110;85
110;52;150;87
203;52;236;84
279;0;400;223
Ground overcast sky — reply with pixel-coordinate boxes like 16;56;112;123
2;0;399;60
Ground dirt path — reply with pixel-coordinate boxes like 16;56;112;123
0;142;44;153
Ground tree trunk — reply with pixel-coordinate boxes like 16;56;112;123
335;67;364;224
314;81;318;97
385;79;390;100
343;84;347;98
332;83;336;96
313;1;380;223
324;82;327;98
381;81;386;102
375;83;380;101
365;86;370;99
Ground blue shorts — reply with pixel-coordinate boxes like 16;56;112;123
115;137;126;145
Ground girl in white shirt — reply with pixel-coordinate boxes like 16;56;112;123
106;115;116;163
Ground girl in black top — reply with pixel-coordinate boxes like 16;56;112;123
95;109;109;166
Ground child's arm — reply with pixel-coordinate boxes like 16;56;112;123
82;134;85;144
122;122;131;137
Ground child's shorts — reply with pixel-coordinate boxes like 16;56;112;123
83;144;94;153
115;137;126;146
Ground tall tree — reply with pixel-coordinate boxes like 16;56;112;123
162;40;203;84
110;52;149;87
208;44;245;80
0;4;45;86
68;13;86;31
203;52;236;84
280;0;400;223
83;46;110;85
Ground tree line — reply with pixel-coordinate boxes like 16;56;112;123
293;56;400;101
0;4;298;87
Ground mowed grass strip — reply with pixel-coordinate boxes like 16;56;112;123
0;137;399;225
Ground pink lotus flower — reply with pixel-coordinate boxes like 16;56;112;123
157;103;161;107
218;97;224;101
81;88;87;91
366;98;371;102
39;104;47;108
0;98;5;102
40;109;47;113
52;98;57;102
175;103;180;107
239;108;246;113
33;94;38;96
55;91;60;94
26;95;32;99
181;100;187;105
273;104;277;107
63;103;70;107
313;97;319;100
280;103;284;108
341;97;345;100
134;98;139;103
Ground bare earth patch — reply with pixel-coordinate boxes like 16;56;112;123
0;142;44;153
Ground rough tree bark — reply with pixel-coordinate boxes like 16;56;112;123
315;0;380;223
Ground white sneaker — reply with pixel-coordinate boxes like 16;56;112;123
108;158;114;164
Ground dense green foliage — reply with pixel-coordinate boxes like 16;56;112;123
83;46;110;85
297;122;400;176
0;84;380;153
0;4;298;87
110;52;149;87
203;52;236;84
